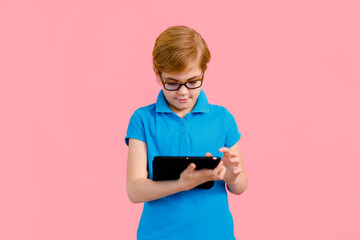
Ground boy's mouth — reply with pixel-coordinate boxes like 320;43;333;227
177;98;189;102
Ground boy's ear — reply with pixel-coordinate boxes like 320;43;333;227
153;66;158;75
153;66;162;86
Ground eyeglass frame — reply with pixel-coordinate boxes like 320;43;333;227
158;71;204;91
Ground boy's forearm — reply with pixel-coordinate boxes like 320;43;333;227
127;178;183;203
226;173;248;195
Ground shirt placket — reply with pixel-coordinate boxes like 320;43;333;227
179;116;190;155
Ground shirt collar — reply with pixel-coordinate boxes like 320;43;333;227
155;89;209;113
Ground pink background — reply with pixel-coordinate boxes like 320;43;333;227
1;0;359;239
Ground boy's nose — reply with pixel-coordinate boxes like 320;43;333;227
177;84;188;94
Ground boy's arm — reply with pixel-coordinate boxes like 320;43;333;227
126;138;181;203
126;138;224;203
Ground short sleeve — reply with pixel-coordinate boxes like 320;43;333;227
125;110;146;146
224;109;241;148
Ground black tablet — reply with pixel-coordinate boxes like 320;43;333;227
152;156;221;189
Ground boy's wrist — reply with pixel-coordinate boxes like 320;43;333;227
225;174;241;186
226;173;247;195
176;179;186;192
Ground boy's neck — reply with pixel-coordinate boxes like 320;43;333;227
168;104;195;119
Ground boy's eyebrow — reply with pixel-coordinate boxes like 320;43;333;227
164;74;202;81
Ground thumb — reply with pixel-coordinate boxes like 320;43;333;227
184;163;196;174
205;152;213;157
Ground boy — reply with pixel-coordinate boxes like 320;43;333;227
125;25;248;240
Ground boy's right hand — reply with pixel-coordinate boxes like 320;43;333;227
177;161;224;191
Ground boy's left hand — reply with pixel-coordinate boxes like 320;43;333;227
206;147;242;185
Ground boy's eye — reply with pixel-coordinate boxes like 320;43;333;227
187;80;200;86
186;80;202;88
164;82;181;90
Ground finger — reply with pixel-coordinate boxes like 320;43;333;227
219;148;234;156
210;161;225;180
226;150;237;158
232;159;240;167
233;167;242;175
184;163;196;174
221;157;235;166
218;166;226;179
212;165;226;181
205;152;213;157
222;156;240;166
212;161;223;175
219;147;229;152
230;151;238;158
219;148;232;158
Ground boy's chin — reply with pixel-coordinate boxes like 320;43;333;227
172;104;190;111
175;102;192;108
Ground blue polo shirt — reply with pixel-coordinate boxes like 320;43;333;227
125;89;241;240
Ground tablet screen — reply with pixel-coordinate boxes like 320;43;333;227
152;156;221;189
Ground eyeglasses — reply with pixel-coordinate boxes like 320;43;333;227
159;71;204;91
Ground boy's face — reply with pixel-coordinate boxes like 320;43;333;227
155;66;203;117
